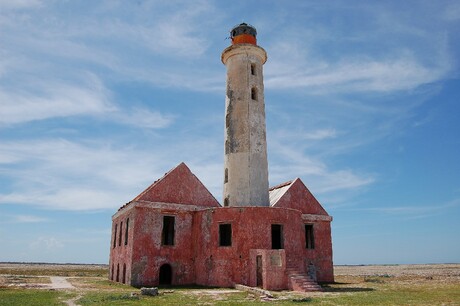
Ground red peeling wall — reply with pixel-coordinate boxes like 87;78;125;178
109;164;334;291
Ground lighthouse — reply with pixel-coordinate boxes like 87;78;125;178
109;23;334;291
222;23;270;207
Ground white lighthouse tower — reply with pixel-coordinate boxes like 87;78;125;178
222;23;269;207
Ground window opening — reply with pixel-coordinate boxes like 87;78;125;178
271;224;284;249
305;224;315;249
125;218;129;246
122;263;126;284
159;264;172;285
113;224;117;248
251;87;257;100
224;196;229;207
118;221;123;246
162;216;175;246
219;223;232;246
111;263;114;280
116;263;120;282
224;168;228;183
251;63;256;75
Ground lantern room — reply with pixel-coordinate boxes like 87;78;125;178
230;23;257;45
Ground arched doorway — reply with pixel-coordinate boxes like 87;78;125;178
159;264;172;285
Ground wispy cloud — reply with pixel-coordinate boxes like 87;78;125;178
0;214;49;223
346;198;460;220
0;76;114;126
0;0;42;10
115;107;175;129
269;137;374;194
266;50;452;93
14;215;49;223
0;135;223;210
30;237;64;250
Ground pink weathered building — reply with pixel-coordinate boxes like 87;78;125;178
109;23;333;292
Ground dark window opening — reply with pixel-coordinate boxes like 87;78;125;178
271;224;284;249
159;264;172;285
111;263;114;280
113;224;117;249
219;223;232;246
122;263;126;284
251;87;257;100
224;168;228;183
224;196;229;207
305;224;315;249
125;218;129;246
118;221;123;246
116;263;120;282
162;216;175;246
251;63;256;75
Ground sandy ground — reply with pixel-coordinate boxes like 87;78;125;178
334;264;460;278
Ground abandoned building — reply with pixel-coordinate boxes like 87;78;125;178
109;23;334;292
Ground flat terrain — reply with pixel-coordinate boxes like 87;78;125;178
1;263;459;305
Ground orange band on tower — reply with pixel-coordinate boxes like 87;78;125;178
231;34;257;45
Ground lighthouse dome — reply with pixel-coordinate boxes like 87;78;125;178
230;23;257;45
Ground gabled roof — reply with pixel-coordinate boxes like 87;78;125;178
269;178;329;216
132;162;220;207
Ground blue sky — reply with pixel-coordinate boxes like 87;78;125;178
1;0;459;265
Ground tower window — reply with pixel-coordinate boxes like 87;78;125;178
113;223;117;249
271;224;284;249
219;223;232;246
124;218;129;246
224;168;228;183
251;63;256;75
251;87;258;100
162;216;175;246
305;224;315;249
224;196;229;207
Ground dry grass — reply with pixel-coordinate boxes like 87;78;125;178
0;263;108;277
0;263;459;305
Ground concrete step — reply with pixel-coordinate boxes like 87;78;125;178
287;269;322;292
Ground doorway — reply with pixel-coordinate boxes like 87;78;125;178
159;264;172;285
256;255;263;287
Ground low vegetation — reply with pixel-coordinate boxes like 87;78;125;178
0;263;459;305
0;288;63;306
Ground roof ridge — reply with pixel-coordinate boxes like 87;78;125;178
269;180;294;191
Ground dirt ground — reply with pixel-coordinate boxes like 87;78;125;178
1;262;459;305
1;262;459;288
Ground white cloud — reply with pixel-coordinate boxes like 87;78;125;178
0;137;222;211
30;237;64;250
265;52;451;93
0;79;115;125
14;215;49;223
116;107;174;129
269;138;374;194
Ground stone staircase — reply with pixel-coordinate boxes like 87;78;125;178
286;266;323;292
